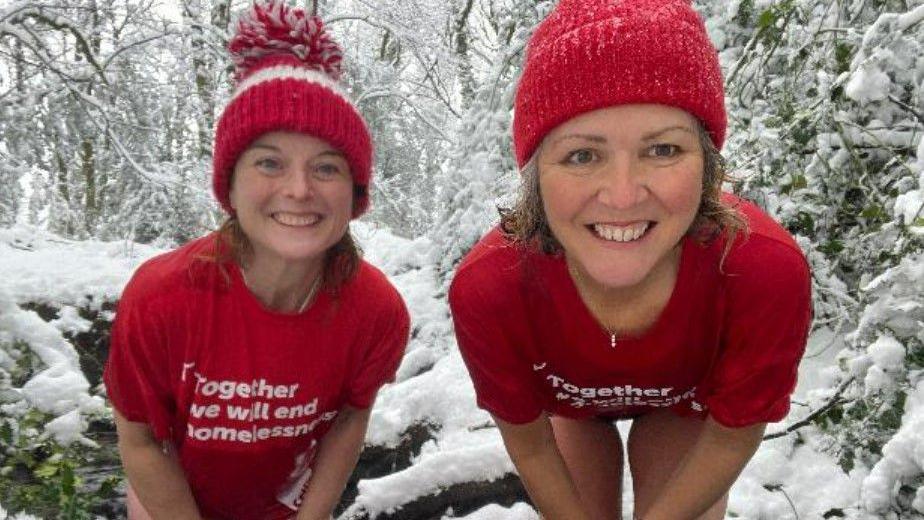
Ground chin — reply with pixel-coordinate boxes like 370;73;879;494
256;237;334;264
566;241;659;287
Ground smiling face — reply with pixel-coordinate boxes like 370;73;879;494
537;104;704;291
229;131;354;269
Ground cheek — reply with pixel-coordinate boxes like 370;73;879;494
539;173;584;224
228;162;258;207
228;176;259;211
324;181;356;218
654;164;704;216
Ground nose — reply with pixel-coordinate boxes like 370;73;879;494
281;169;315;200
595;154;646;209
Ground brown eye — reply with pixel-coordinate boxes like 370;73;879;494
648;144;679;158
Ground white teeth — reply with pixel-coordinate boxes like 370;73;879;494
631;224;645;240
593;222;649;242
273;212;320;226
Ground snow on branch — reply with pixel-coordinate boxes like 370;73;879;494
0;287;104;447
0;4;108;85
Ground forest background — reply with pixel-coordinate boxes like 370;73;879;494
0;0;923;518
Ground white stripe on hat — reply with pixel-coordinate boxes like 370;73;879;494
231;65;354;107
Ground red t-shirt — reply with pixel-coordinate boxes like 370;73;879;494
449;196;812;428
104;234;409;520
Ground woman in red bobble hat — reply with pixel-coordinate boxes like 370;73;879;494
104;2;409;518
449;0;812;518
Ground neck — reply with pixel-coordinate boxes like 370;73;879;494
567;245;682;335
240;251;324;313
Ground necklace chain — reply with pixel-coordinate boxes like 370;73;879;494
567;263;618;349
241;268;322;313
298;273;323;312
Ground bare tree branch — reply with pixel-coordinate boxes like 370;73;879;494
16;9;109;85
764;377;856;440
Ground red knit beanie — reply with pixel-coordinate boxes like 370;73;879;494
213;1;373;217
513;0;727;168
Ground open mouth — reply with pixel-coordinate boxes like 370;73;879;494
588;221;654;243
272;212;322;227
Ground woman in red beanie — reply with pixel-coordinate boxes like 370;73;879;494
449;1;812;519
104;2;408;519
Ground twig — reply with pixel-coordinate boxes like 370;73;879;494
779;486;800;520
764;376;856;440
358;90;452;143
888;95;924;127
15;9;109;85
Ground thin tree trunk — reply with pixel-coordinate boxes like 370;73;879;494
452;0;476;109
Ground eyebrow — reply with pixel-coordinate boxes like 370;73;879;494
640;126;696;141
548;133;608;147
548;125;696;147
245;143;345;158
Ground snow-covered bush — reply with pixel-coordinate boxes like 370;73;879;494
698;0;924;516
431;1;553;277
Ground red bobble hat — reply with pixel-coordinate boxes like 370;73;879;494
512;0;727;167
213;1;373;217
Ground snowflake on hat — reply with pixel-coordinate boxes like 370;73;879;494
228;0;343;82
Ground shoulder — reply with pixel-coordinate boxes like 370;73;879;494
343;260;408;316
723;193;802;251
719;194;811;298
349;260;402;300
449;227;531;308
120;234;221;308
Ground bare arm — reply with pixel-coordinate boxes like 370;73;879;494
296;405;371;520
639;417;766;520
495;414;592;520
113;409;201;520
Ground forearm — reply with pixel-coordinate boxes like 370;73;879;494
120;439;201;520
296;406;370;520
497;415;591;520
640;418;765;520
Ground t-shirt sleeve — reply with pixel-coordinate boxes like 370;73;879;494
703;238;812;428
449;272;543;425
103;272;175;441
347;286;410;409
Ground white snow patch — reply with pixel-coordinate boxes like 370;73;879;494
0;504;41;520
861;379;924;514
0;284;105;445
0;224;164;308
732;438;864;519
347;427;513;518
867;334;906;372
894;172;924;233
896;4;924;30
845;64;891;104
48;305;92;335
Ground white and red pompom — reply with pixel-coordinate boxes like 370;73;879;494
229;0;343;82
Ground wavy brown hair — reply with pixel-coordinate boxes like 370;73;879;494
499;122;747;260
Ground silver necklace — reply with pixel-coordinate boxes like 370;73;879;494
568;264;618;349
296;273;322;313
241;268;322;313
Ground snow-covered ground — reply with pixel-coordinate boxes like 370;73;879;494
0;222;899;519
